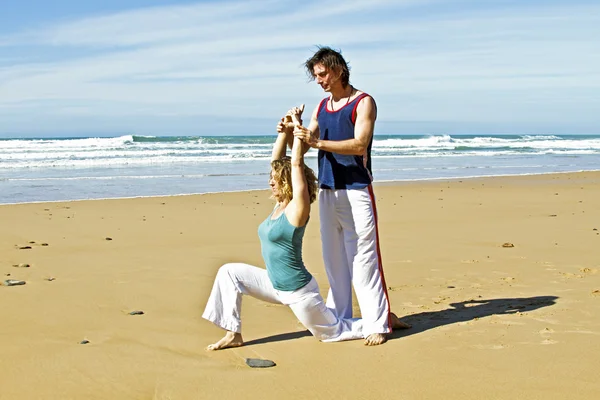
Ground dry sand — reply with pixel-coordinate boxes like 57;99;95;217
1;171;599;399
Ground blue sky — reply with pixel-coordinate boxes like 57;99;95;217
0;0;598;137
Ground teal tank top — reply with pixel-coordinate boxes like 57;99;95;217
258;207;313;291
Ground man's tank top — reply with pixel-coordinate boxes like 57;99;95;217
317;93;374;190
258;207;312;291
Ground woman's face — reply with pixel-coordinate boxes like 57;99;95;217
269;170;281;200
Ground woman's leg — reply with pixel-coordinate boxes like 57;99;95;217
282;278;365;342
202;263;281;350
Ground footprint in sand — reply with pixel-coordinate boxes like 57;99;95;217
559;272;584;279
580;268;597;275
541;339;558;345
472;344;507;350
433;296;449;304
539;327;555;337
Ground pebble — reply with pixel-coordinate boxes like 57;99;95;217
18;246;32;250
80;340;90;345
105;237;113;241
46;277;56;282
502;243;515;248
245;358;276;368
12;263;30;268
129;310;144;315
3;280;26;286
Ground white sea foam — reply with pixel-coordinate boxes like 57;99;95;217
1;134;599;203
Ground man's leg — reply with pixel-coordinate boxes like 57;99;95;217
319;189;353;319
341;187;391;344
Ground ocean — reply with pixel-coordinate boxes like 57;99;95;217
1;134;599;204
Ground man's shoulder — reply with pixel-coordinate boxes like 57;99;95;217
356;93;376;108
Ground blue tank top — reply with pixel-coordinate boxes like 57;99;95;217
317;93;374;189
257;207;313;291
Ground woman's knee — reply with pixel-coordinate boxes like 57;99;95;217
216;263;238;280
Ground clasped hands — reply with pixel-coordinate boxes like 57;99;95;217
276;104;319;148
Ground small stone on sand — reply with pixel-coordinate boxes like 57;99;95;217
105;237;113;241
3;279;26;286
245;358;276;368
502;243;515;248
18;246;32;250
12;263;30;268
129;310;144;315
80;340;90;344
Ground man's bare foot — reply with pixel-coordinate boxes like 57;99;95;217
364;333;387;346
206;331;244;351
390;312;412;330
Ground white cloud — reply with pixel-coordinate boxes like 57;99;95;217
0;0;599;135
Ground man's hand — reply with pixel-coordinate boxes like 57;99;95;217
277;105;305;134
293;124;319;148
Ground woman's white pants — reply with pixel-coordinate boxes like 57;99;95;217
202;263;364;342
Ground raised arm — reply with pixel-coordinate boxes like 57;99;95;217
294;96;376;155
285;108;311;227
276;105;306;155
272;121;289;161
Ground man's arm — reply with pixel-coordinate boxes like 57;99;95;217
294;96;376;155
291;103;320;154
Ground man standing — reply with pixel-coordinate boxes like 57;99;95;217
293;47;409;346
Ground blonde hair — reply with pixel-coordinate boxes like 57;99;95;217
270;156;318;203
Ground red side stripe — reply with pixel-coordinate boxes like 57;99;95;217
317;98;327;118
367;184;392;332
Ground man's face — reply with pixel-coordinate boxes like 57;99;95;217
313;63;340;92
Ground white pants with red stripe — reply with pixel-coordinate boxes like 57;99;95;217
319;186;391;335
202;263;365;342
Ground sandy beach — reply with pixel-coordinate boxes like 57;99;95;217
1;171;599;399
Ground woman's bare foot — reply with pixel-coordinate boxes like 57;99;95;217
390;312;412;330
364;333;387;346
206;331;244;351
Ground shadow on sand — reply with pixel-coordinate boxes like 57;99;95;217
243;330;312;346
391;295;559;340
241;296;558;346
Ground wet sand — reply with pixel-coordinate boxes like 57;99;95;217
1;171;599;399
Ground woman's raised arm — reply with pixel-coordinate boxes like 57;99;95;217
286;106;310;227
